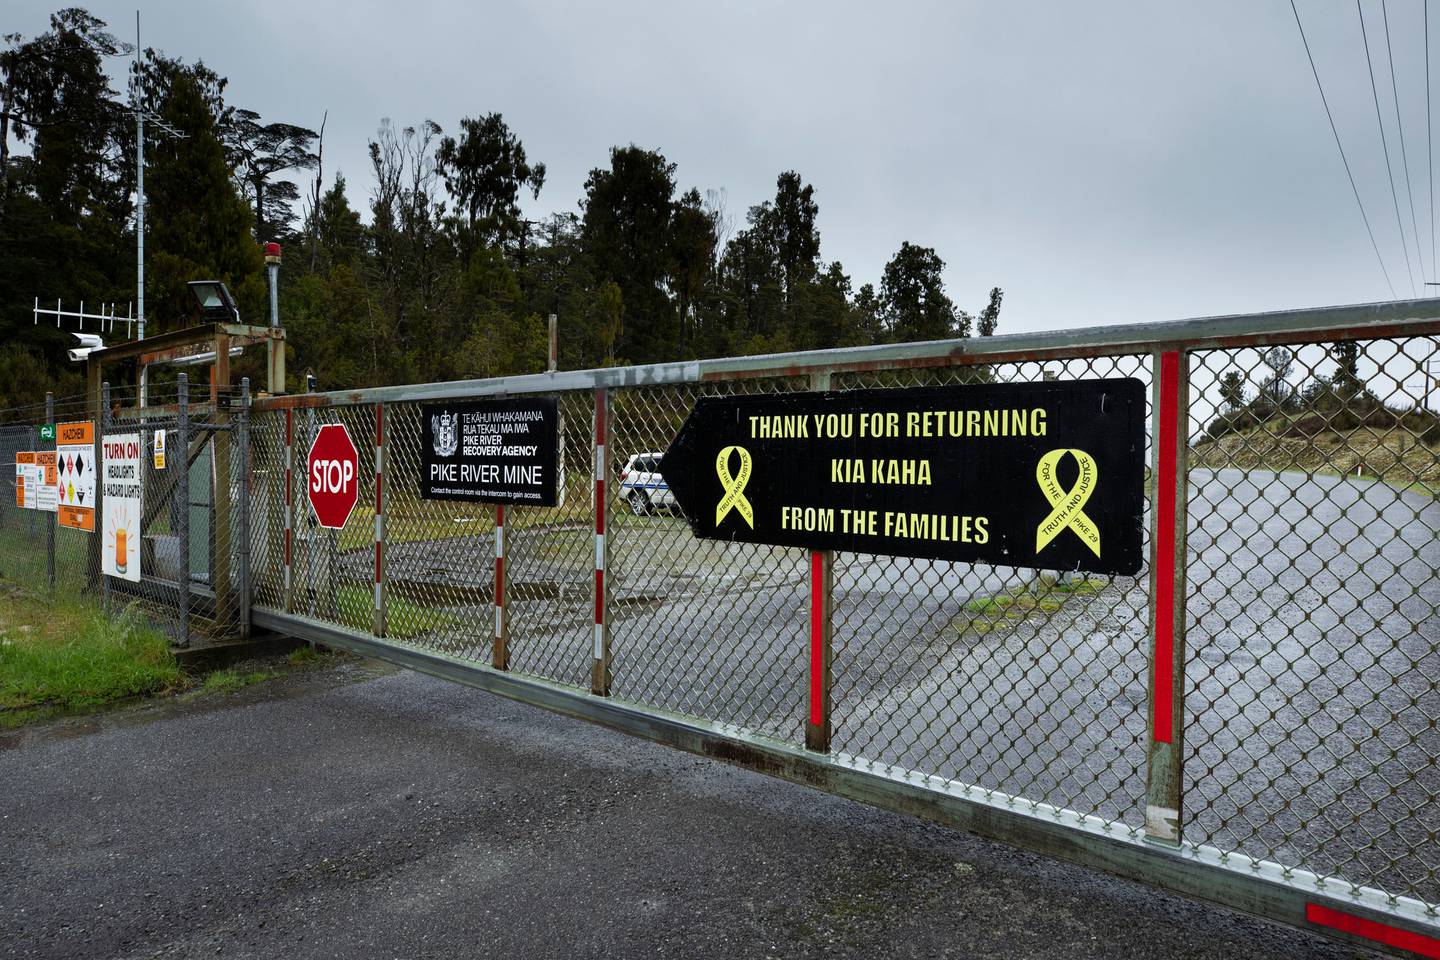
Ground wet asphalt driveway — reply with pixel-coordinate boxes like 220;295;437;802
0;662;1382;960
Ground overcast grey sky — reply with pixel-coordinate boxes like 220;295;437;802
11;1;1439;335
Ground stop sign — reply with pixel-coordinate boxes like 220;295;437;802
307;423;359;529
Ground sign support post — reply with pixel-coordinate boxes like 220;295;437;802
45;392;54;592
237;379;252;641
86;356;101;591
494;503;508;669
806;370;834;753
1144;350;1191;846
592;388;611;696
100;382;111;615
176;374;190;649
374;403;387;639
212;330;233;630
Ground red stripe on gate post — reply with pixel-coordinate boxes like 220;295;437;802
807;549;834;751
1144;349;1189;846
494;503;508;670
373;403;386;638
805;370;834;753
283;409;294;613
809;552;824;724
1153;351;1179;743
592;389;610;696
1306;904;1440;958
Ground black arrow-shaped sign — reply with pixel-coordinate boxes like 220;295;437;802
659;377;1146;575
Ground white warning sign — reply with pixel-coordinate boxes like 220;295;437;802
101;432;142;582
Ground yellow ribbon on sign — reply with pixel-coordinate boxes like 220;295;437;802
715;445;755;529
1035;448;1102;558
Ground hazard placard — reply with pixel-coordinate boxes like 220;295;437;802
153;429;167;470
56;421;96;532
14;451;36;509
35;451;57;512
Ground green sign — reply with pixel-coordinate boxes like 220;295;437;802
38;425;55;442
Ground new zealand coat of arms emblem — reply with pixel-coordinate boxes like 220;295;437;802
431;411;458;458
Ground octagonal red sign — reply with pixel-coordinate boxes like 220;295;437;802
307;423;359;529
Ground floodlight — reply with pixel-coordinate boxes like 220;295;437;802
187;280;240;322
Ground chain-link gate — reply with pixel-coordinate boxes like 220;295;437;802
8;301;1440;956
237;304;1440;957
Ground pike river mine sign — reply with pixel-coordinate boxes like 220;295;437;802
660;379;1146;576
420;397;559;506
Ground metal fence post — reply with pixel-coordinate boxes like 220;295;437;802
806;370;834;753
175;374;190;649
493;503;508;669
237;378;252;641
100;381;111;615
212;332;233;631
373;402;387;639
45;391;54;592
283;409;294;614
1144;349;1190;845
592;387;611;696
85;358;101;593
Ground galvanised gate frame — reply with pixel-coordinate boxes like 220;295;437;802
248;299;1440;958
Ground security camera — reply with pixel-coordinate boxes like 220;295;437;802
67;331;105;363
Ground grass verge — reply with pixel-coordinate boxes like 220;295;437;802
0;588;183;727
199;667;273;694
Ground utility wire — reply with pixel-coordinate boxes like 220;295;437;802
1382;0;1427;281
1429;0;1435;285
1359;0;1417;296
1290;0;1397;299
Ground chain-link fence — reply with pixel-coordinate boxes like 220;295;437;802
1185;335;1440;909
8;303;1440;955
0;392;89;602
0;375;250;647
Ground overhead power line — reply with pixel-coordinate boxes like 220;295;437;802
1359;0;1417;296
1289;0;1398;299
1429;0;1435;283
1381;0;1427;282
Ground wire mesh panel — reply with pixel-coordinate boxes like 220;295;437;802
1186;337;1440;908
378;393;596;686
0;413;77;598
106;385;194;644
608;379;810;741
249;407;286;613
827;357;1153;828
382;400;496;662
0;393;100;602
281;404;381;637
502;390;595;687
